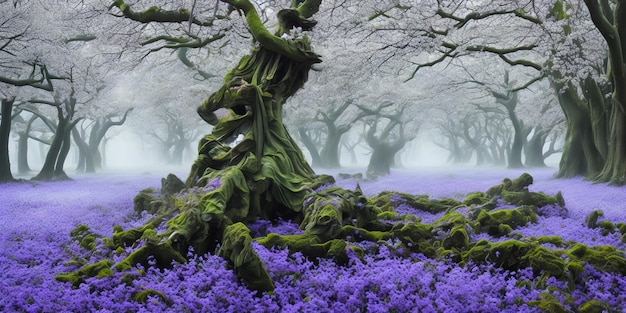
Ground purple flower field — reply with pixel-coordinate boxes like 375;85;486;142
1;167;625;312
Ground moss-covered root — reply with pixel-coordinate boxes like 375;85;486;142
501;190;564;207
218;222;274;292
475;206;538;236
337;222;436;257
115;229;187;272
256;231;365;265
56;259;114;287
462;239;566;277
486;172;534;197
369;191;461;214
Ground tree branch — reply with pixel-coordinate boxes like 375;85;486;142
110;0;216;26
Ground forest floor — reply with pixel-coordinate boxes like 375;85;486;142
1;166;624;312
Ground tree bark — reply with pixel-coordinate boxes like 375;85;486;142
319;124;346;168
555;85;604;178
0;98;15;182
73;128;95;173
585;0;626;185
34;118;67;180
298;127;322;167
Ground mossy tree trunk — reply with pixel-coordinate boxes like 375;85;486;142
584;0;626;185
555;82;605;179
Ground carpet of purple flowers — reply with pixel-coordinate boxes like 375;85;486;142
1;167;625;312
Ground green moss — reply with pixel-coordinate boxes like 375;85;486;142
442;225;469;250
338;225;388;242
462;240;565;277
497;224;513;235
616;222;626;235
501;191;559;207
70;224;90;238
523;246;565;277
132;288;167;304
566;243;626;275
529;293;567;313
432;211;467;230
565;261;584;278
578;300;609;313
475;206;537;236
55;259;114;287
486;173;533;197
393;222;434;244
219;223;274;292
536;236;566;246
463;192;491;206
376;211;399;220
510;173;533;190
369;191;460;214
79;234;97;251
598;220;614;235
133;189;159;214
585;210;603;229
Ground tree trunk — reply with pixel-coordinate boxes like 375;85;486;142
72;128;95;173
524;128;547;168
555;85;604;178
319;125;345;168
583;0;626;184
595;86;626;184
298;128;321;167
0;98;15;182
367;143;393;177
507;110;524;168
171;140;186;165
53;125;74;180
17;132;30;174
33;118;67;180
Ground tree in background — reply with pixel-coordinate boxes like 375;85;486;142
583;0;626;184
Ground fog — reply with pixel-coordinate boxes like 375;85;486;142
8;124;561;180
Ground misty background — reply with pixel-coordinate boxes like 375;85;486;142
7;0;613;182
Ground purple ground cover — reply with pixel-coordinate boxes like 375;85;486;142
1;167;625;312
